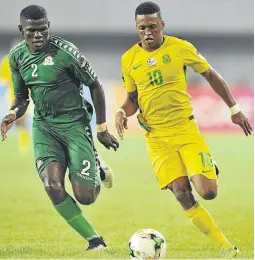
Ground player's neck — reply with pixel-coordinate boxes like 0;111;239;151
28;37;51;53
141;36;164;52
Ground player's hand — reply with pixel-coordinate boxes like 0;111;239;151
231;111;253;136
115;111;128;140
1;114;16;141
97;130;119;151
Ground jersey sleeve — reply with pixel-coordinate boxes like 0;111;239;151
121;54;137;92
180;40;210;73
65;49;98;87
8;54;28;99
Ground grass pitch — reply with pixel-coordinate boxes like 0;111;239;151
0;133;253;259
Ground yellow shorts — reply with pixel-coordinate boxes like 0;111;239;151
146;120;217;189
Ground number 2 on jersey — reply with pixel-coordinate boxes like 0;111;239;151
81;160;91;176
147;70;163;86
31;64;38;78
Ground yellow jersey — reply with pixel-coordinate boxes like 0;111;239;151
0;55;13;88
121;35;210;137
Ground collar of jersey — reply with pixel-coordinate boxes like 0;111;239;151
25;40;49;55
136;35;168;53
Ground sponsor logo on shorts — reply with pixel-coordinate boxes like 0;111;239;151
77;172;93;181
202;170;212;174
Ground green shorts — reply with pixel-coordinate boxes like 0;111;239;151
32;122;100;187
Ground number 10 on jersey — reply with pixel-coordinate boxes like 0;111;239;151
147;70;163;86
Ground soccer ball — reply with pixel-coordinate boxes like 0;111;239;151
128;229;166;259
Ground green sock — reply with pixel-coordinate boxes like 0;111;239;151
55;194;99;241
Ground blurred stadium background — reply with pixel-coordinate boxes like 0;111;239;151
0;0;253;259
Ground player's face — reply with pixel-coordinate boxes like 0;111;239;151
136;14;165;51
19;18;50;53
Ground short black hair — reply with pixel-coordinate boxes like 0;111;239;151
20;5;47;20
135;1;161;18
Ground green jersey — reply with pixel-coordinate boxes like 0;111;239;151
8;36;97;125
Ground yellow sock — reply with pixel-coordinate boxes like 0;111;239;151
185;202;233;249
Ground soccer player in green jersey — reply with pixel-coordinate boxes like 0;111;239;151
0;5;119;251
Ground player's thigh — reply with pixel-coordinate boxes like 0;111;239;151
178;133;217;196
33;123;66;174
146;136;187;189
64;125;100;188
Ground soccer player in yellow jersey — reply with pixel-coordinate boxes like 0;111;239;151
0;50;30;153
115;1;252;258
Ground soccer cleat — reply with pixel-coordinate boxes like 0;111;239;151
86;237;108;251
213;160;219;176
98;156;114;189
222;247;240;258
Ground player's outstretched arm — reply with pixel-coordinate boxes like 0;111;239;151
89;79;119;151
68;51;119;151
1;54;29;141
1;97;29;141
115;90;139;140
201;68;253;136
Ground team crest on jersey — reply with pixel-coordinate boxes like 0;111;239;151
43;56;54;66
147;57;157;66
162;54;171;64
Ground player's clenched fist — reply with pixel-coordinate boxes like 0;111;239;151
1;113;16;141
97;130;119;151
231;111;253;136
115;111;128;140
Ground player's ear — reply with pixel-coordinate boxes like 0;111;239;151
18;24;23;35
135;20;138;31
48;21;50;28
161;20;165;30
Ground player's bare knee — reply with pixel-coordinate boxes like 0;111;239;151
44;181;64;194
40;162;66;204
74;186;100;205
173;188;194;205
199;189;217;200
191;175;218;200
167;179;196;209
75;193;97;205
44;182;66;204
